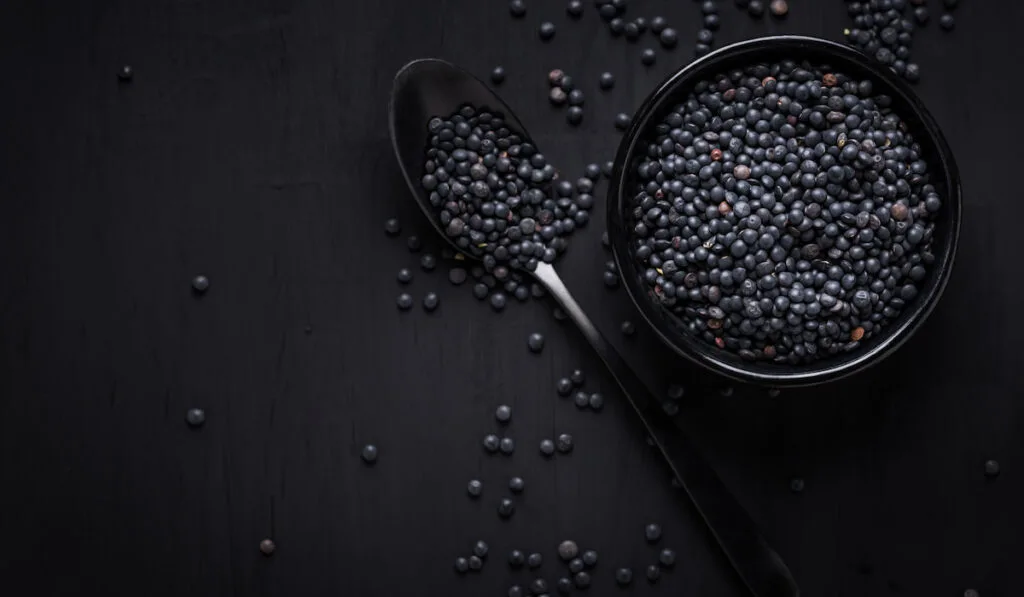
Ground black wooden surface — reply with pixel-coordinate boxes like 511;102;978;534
1;1;1021;596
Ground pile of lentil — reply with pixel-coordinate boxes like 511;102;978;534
420;104;593;275
626;60;942;364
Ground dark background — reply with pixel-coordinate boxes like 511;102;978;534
1;1;1019;596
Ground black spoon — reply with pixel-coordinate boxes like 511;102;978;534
388;58;800;597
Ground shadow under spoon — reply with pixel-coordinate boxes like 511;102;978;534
388;58;800;597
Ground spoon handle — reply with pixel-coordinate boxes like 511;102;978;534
532;263;800;597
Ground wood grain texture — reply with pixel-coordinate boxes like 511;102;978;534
1;1;1021;595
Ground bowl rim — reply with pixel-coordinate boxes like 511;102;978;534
606;35;963;387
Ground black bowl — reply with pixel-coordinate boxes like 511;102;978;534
607;36;962;387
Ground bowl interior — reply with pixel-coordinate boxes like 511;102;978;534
607;36;962;386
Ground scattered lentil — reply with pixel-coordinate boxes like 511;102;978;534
615;567;633;585
396;293;413;310
539;22;556;40
185;408;205;427
259;538;276;555
659;548;676;568
191;275;209;293
496;404;512;423
422;292;439;311
528;552;544;568
483;434;501;452
468;479;483;497
646;564;661;582
556;433;574;453
540;438;556;456
984;460;1000;477
455;557;469;573
528;333;546;353
510;476;525;492
500;437;516;454
498;497;515;518
384;218;401;236
361;444;378;463
558;540;579;561
644;523;662;542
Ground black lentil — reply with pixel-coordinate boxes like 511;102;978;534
361;444;378;463
455;557;470;573
473;540;489;558
558;540;579;561
407;235;422;252
567;0;583;17
540;438;556;456
498;497;515;518
530;579;548;595
659;28;678;48
939;13;954;30
557;377;574;396
491;66;506;85
468;479;483;497
191;275;209;293
667;384;684;400
659;548;676;568
640;48;657;66
574;571;591;588
528;333;546;352
984;460;1000;477
397;293;413;310
528;552;544;568
645;564;662;583
943;0;958;9
586;163;603;179
509;0;526;17
614;113;631;131
423;292;439;311
603;160;615;177
495;404;513;423
651;16;667;33
420;253;436;271
615;567;633;585
469;555;484;570
790;477;805;493
384;218;401;236
185;408;205;427
509;586;524;597
582;549;598;567
490;292;507;311
573;391;590;409
644;523;662;542
510;550;526;567
626;61;942;364
769;0;788;17
568;558;585;573
117;65;134;81
556;433;574;453
539;22;556;40
397;268;413;284
483;434;501;452
259;538;276;555
567;106;583;126
550;87;567;106
556;577;572;594
448;268;467;285
474;283;490;300
510;476;525;492
621;320;635;335
588;392;604;410
748;0;765;17
500;437;516;454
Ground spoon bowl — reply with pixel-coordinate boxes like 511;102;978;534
388;58;800;597
389;58;528;259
